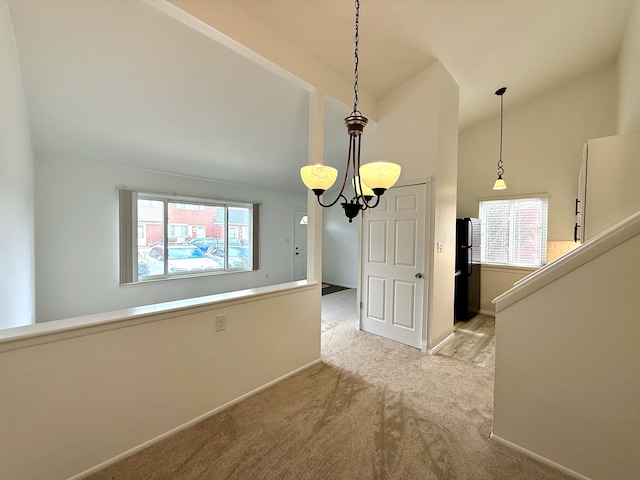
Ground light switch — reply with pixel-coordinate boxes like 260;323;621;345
215;314;226;332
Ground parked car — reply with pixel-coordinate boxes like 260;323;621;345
206;246;249;269
188;237;224;253
145;245;222;275
137;251;150;276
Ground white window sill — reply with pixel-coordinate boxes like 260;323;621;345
480;264;539;274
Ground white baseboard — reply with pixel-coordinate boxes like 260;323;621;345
479;309;495;316
489;433;591;480
422;332;455;355
70;358;323;480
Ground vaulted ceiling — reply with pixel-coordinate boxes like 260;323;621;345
8;0;633;195
223;0;633;129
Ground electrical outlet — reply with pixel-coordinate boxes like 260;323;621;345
437;242;443;253
215;314;226;332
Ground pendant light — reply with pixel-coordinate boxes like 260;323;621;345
493;87;507;190
300;0;401;222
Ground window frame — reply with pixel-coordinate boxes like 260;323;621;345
478;194;549;268
119;189;259;284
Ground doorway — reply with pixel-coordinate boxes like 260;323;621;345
360;183;428;348
294;209;307;281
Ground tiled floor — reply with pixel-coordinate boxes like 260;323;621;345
438;314;495;370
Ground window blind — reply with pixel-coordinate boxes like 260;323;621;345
479;197;548;267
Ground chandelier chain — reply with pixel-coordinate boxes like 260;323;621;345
352;0;360;115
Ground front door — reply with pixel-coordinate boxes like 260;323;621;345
294;209;308;280
360;184;427;348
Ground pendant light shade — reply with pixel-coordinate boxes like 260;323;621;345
493;87;508;190
359;162;402;194
300;165;338;192
299;0;401;222
493;176;507;190
352;176;374;197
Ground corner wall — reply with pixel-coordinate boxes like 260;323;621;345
618;0;640;134
367;61;459;350
0;0;35;329
0;284;321;480
492;225;640;479
458;64;617;314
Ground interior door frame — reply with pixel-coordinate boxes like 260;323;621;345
357;178;432;348
293;208;308;281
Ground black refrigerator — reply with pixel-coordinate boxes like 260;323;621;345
454;218;481;323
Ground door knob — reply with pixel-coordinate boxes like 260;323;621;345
415;273;423;278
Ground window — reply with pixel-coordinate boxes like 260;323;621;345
176;203;204;211
169;224;189;238
119;189;258;283
479;196;548;267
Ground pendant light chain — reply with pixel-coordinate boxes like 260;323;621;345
298;0;402;221
497;92;504;176
492;87;507;190
352;0;360;116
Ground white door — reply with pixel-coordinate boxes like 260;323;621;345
360;184;426;348
294;210;308;280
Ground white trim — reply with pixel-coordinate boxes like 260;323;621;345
478;191;550;202
126;186;258;208
141;0;315;92
493;211;640;312
69;359;323;480
489;434;592;480
480;264;537;274
423;332;455;355
478;309;495;316
0;281;317;353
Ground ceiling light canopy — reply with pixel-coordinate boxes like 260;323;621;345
299;0;401;222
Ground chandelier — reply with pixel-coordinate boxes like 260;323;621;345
493;87;507;190
300;0;401;222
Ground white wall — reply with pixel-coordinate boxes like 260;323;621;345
429;63;460;348
618;0;640;134
458;63;617;237
458;64;617;311
492;227;640;480
0;0;35;329
168;0;377;120
368;61;459;350
35;157;307;322
479;266;534;314
0;284;320;480
322;205;359;288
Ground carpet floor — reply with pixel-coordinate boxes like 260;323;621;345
87;289;572;480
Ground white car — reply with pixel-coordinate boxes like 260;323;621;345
145;245;222;275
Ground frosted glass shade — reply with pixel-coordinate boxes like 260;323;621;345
352;176;374;196
300;165;338;191
359;162;401;190
493;177;507;190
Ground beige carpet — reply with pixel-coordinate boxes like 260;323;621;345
87;289;572;480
